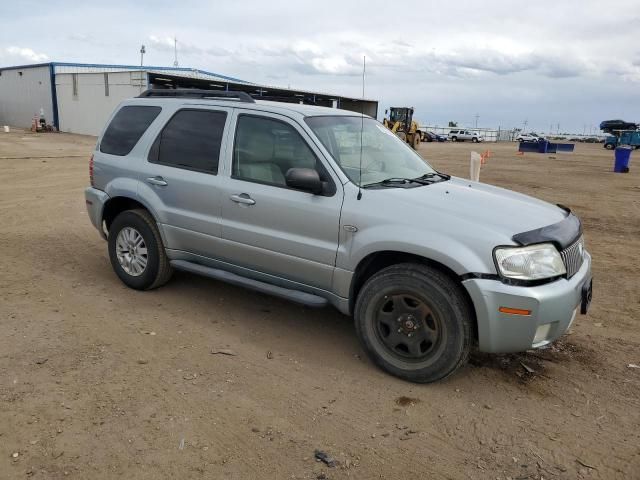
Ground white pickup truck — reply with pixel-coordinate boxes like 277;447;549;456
448;129;483;142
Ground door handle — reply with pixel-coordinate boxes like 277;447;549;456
230;193;256;206
146;176;168;187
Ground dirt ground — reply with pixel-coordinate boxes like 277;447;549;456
1;130;638;480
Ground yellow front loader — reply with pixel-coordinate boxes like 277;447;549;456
383;107;423;149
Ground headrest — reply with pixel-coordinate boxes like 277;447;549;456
237;130;274;164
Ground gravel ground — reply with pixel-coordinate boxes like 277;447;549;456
1;130;638;479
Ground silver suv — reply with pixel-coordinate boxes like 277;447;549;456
85;89;593;382
448;129;483;142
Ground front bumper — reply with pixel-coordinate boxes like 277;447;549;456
463;251;592;353
84;187;110;239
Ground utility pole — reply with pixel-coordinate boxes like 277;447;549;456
140;44;146;67
474;113;479;128
523;119;528;132
173;36;179;67
557;123;560;134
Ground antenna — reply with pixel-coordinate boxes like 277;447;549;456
173;36;179;67
357;55;366;201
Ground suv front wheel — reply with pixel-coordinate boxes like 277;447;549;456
354;264;472;383
108;209;173;290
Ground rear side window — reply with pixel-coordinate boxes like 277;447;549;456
148;109;227;174
100;106;161;156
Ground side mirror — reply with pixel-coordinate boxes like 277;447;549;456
285;168;323;194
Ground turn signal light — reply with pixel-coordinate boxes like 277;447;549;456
498;307;532;316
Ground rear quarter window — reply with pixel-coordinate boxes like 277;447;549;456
100;105;161;156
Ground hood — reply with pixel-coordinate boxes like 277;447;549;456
373;176;568;245
341;176;576;275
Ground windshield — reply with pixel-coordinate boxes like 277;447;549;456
305;116;437;186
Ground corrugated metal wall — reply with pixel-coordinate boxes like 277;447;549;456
56;71;144;135
0;66;54;128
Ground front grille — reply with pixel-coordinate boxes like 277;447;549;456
561;236;585;278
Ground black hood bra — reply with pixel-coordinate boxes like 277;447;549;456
512;206;582;250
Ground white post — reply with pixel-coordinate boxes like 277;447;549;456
470;151;482;182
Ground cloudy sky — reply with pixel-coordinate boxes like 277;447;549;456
1;0;639;132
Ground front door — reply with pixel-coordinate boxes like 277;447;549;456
219;111;343;291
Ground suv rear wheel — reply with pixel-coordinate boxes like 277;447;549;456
354;263;472;383
451;136;458;142
108;209;173;290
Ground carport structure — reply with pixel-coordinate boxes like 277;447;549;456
0;62;379;135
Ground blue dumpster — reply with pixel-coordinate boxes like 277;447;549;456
537;140;549;153
614;146;632;173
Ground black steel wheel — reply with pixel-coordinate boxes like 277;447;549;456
354;263;472;383
373;293;444;362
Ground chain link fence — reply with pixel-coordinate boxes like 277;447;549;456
420;126;521;143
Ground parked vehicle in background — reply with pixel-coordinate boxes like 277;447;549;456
604;131;640;150
422;131;447;142
599;119;638;134
604;136;617;150
448;129;483;142
516;133;543;142
84;89;593;383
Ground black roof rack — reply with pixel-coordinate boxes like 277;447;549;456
137;89;255;103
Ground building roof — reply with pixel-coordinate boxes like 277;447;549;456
0;61;377;103
0;61;250;84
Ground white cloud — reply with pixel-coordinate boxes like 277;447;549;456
4;46;48;62
148;35;229;58
2;0;639;130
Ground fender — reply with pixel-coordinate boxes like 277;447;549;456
339;224;498;276
103;178;169;245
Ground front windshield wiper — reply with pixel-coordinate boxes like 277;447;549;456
413;172;451;181
363;177;432;189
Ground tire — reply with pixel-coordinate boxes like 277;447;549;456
604;143;614;150
108;209;173;290
354;263;472;383
411;133;420;149
472;137;478;143
451;136;457;142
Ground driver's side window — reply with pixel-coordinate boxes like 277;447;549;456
232;115;318;187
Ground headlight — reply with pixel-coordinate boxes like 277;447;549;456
494;243;566;280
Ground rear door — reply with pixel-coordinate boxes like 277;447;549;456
218;110;343;291
137;106;232;256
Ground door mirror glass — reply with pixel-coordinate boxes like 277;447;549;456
285;168;323;194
